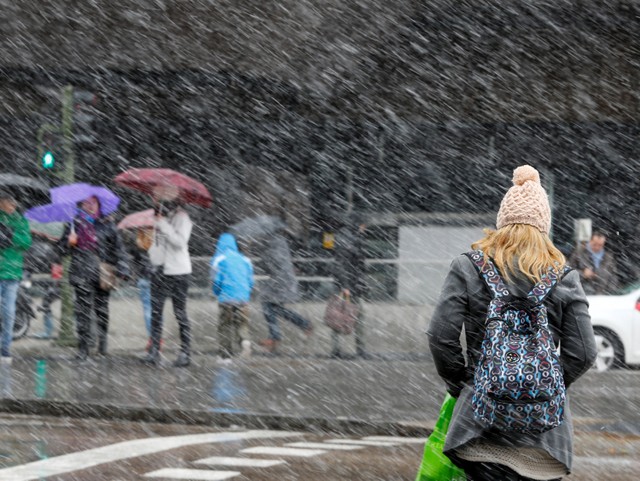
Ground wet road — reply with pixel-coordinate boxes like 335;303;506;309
0;414;639;480
2;356;639;431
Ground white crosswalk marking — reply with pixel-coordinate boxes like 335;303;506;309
145;468;240;480
326;439;399;447
241;447;327;457
575;456;640;467
0;430;303;481
195;457;286;468
362;436;427;444
286;442;364;451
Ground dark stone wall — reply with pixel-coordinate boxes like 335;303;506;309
1;1;639;121
1;1;639;282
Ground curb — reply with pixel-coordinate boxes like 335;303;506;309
0;398;434;437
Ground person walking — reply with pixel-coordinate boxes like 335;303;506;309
569;231;618;295
141;201;193;367
427;165;597;481
0;192;32;363
57;195;129;361
211;233;254;361
257;232;312;353
331;212;369;359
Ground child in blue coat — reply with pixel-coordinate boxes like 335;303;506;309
210;233;254;359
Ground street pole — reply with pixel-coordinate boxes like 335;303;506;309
55;85;76;347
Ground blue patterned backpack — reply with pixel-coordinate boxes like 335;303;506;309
465;249;570;434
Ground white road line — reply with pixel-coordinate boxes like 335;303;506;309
241;447;327;457
286;442;364;451
362;436;427;444
325;439;398;448
0;430;303;481
575;456;640;467
195;457;286;468
145;469;240;480
326;439;398;447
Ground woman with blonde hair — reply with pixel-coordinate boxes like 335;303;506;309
428;165;597;481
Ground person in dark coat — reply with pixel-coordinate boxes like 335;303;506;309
257;233;313;353
57;196;130;361
428;166;597;481
569;231;618;295
331;212;369;359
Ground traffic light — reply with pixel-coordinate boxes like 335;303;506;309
37;126;62;172
42;150;55;169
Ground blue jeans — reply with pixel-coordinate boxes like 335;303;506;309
0;279;19;357
262;302;311;341
137;278;152;336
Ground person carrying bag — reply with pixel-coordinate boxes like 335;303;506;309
427;166;597;481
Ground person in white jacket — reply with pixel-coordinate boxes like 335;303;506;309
141;202;193;367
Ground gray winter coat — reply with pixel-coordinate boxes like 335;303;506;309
427;255;597;472
259;234;299;304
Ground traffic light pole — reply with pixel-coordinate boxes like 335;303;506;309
55;85;77;347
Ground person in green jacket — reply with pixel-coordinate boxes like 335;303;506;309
0;191;32;363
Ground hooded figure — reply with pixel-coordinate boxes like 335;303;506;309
211;233;254;360
427;165;597;481
256;230;313;353
211;233;254;304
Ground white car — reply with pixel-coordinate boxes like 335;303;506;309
587;287;640;371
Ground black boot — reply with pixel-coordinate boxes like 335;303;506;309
173;351;190;368
140;346;160;366
75;340;89;362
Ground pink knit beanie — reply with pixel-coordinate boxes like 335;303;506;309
496;165;551;234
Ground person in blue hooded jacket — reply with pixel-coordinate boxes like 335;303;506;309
210;233;254;360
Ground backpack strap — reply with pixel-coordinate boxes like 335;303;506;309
527;265;574;304
463;250;510;298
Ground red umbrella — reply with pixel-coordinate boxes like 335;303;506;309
117;209;155;230
114;168;212;208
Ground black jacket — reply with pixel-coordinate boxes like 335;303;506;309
56;217;130;287
333;226;367;298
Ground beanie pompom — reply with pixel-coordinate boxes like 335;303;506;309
513;165;540;186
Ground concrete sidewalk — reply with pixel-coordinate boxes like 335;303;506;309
15;296;435;359
4;298;640;437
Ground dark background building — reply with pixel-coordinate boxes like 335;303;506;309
1;1;639;289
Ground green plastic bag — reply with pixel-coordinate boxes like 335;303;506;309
415;394;466;481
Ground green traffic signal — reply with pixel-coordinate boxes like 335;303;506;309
42;151;55;169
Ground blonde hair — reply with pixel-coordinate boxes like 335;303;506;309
471;224;566;284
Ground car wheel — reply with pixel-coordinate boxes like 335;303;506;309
592;327;624;372
12;308;31;340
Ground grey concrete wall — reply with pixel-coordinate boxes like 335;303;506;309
398;225;485;304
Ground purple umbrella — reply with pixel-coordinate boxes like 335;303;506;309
25;183;120;223
25;203;82;223
50;183;120;215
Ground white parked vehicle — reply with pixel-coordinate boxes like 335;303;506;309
587;286;640;371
